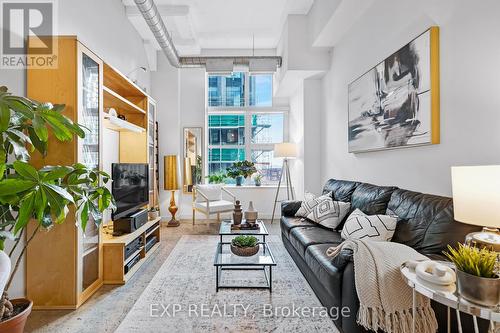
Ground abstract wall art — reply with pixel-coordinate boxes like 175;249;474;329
348;27;440;153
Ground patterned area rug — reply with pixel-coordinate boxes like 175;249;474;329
116;235;339;333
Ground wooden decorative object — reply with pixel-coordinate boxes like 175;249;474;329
230;244;259;257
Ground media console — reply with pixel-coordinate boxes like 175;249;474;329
102;217;161;284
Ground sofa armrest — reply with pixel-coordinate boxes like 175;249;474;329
331;248;353;271
281;200;302;217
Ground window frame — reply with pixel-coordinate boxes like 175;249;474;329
206;72;289;184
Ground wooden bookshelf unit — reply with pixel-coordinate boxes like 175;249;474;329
102;217;161;284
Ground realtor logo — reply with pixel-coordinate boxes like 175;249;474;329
1;0;58;69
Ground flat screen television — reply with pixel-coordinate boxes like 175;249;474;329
111;163;149;220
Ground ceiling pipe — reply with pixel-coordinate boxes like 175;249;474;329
133;0;282;70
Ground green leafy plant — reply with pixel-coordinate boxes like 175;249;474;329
206;172;226;184
194;155;202;184
444;243;498;278
0;86;115;322
231;235;258;248
226;161;257;179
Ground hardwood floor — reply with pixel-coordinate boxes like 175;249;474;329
25;219;281;333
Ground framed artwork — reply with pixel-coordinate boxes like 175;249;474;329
348;27;440;153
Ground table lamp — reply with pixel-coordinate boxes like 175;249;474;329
451;165;500;251
271;142;298;224
164;155;180;227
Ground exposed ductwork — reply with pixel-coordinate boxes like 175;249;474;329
133;0;282;70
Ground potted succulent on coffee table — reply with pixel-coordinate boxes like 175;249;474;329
0;87;115;332
444;243;499;307
230;235;259;257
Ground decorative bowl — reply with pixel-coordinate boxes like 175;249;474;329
230;244;259;257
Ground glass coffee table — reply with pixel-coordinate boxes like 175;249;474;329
219;219;269;243
214;241;276;292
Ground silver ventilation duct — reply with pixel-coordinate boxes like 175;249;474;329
133;0;282;70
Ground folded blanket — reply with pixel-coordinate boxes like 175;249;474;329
327;240;438;333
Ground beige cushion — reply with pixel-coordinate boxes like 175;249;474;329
196;184;223;202
194;200;234;213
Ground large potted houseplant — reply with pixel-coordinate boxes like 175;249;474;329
0;87;115;332
444;243;499;307
226;161;257;186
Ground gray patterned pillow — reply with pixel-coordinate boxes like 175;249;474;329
341;208;397;241
295;192;351;229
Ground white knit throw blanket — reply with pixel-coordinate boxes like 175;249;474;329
327;239;438;333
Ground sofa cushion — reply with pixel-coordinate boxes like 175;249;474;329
323;179;360;202
281;200;302;217
305;244;344;299
289;226;342;256
388;189;481;255
350;182;398;215
280;216;316;239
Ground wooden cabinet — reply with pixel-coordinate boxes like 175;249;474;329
26;37;104;309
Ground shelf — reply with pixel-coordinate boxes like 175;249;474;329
145;242;160;256
124;247;144;266
103;86;146;115
103;63;148;98
103;217;161;245
104;114;145;133
145;224;160;238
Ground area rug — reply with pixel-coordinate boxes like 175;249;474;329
116;235;340;333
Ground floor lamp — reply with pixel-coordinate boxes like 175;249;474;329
164;155;180;227
271;143;298;224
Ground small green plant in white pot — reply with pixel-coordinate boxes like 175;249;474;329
444;243;499;307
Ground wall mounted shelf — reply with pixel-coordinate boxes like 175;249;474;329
103;86;146;115
104;114;145;133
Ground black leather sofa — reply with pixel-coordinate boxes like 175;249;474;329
280;179;487;333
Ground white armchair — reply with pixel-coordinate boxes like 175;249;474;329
192;184;236;225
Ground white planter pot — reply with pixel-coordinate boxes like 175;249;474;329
0;250;11;295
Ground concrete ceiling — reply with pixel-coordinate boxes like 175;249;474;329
122;0;314;55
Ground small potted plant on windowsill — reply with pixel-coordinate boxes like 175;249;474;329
230;235;259;256
205;172;226;184
444;243;499;307
226;161;257;186
253;173;263;187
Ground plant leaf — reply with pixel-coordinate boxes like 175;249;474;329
15;192;35;234
44;183;74;204
0;103;10;132
13;161;39;181
32;114;48;142
0;179;36;196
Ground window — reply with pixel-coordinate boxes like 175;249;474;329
207;72;286;184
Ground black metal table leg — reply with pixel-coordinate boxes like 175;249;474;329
269;266;272;293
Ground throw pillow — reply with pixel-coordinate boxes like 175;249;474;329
295;192;351;229
295;192;332;217
341;208;397;241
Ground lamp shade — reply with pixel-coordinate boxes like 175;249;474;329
451;165;500;228
164;155;179;190
274;143;298;158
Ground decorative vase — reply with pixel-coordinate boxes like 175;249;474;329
230;244;259;257
456;269;500;307
244;201;258;225
232;200;243;225
235;175;244;186
254;179;261;186
0;298;33;333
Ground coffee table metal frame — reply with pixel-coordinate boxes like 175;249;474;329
214;241;276;292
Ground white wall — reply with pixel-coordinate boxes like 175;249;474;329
2;0;151;299
320;0;500;196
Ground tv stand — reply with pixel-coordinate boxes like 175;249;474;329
103;217;161;284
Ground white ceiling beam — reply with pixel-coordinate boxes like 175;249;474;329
125;5;189;18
